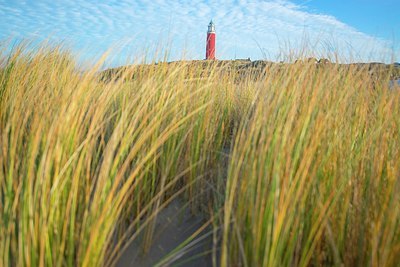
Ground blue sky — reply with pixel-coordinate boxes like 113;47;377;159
291;0;399;41
0;0;398;66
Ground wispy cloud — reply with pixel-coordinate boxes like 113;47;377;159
0;0;396;64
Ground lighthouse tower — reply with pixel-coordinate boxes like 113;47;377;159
206;20;216;60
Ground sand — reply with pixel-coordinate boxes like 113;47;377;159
116;198;216;267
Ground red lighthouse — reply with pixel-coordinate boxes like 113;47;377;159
206;20;216;60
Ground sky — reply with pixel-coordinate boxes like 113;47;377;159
0;0;399;66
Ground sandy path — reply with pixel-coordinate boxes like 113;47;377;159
116;198;215;267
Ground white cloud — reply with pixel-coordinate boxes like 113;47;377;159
0;0;397;65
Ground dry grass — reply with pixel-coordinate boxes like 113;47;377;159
0;43;399;266
222;62;400;267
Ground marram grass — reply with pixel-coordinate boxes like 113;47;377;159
0;44;399;267
222;62;400;267
0;45;231;266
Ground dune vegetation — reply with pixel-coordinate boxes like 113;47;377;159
0;43;399;267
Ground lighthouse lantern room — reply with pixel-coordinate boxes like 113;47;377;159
206;20;216;60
